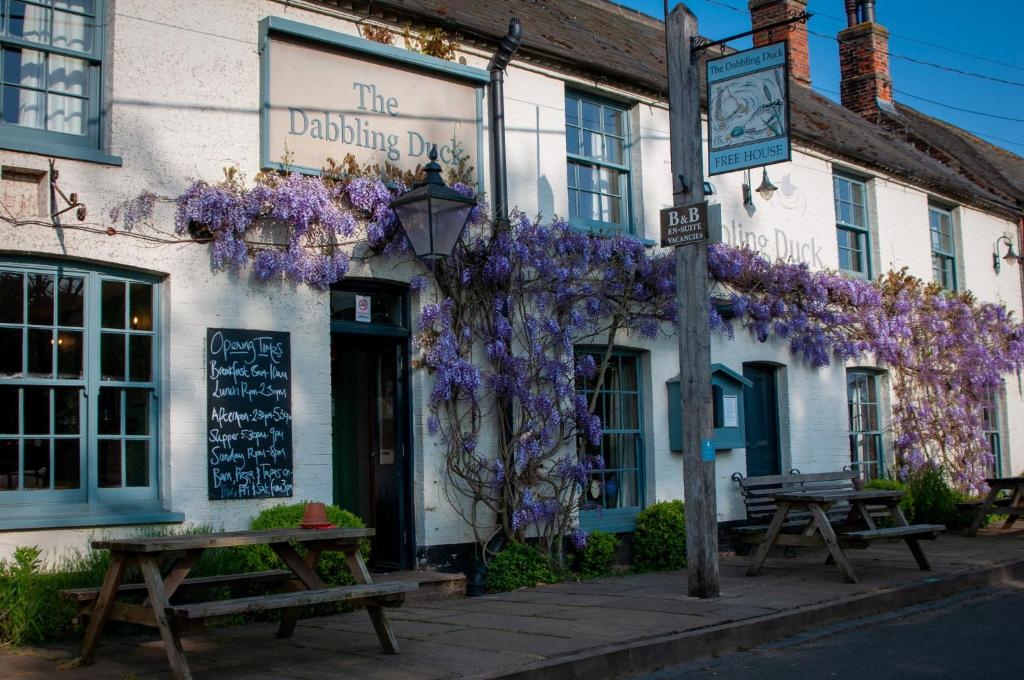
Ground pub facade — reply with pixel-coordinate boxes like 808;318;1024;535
1;0;1022;570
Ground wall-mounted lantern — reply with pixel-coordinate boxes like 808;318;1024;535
755;167;778;201
993;235;1019;274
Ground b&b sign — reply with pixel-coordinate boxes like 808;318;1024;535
660;201;709;248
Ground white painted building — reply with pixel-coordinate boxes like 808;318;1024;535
0;0;1021;569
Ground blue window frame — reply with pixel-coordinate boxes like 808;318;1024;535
833;174;871;278
0;260;170;527
0;0;118;164
575;349;645;531
982;389;1002;478
847;370;884;482
565;91;632;234
929;205;957;291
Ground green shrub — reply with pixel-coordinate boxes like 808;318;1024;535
864;478;915;523
485;542;559;593
907;468;974;530
633;500;687;572
230;502;369;586
572;530;619;579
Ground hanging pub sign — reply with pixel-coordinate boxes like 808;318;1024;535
259;17;486;178
206;328;294;500
661;200;709;247
706;41;791;176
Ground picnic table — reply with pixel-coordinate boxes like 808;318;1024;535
745;488;944;584
62;527;416;680
965;476;1024;536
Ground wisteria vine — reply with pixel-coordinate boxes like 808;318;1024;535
111;168;1024;556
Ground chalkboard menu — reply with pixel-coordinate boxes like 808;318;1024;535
206;328;293;500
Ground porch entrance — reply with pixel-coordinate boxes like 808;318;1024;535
743;363;781;477
330;284;412;571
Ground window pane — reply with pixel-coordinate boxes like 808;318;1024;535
0;439;18;490
566;127;580;155
102;280;125;328
23;385;49;434
51;9;95;54
101;332;124;380
129;283;153;331
46;54;87;96
128;335;151;382
581;129;603;160
125;388;149;435
54;386;78;434
125;440;148;487
46;92;86;135
601;195;622;224
57;329;82;378
54;1;97;13
568;188;578;218
581;100;601;131
98;439;121;487
1;84;45;128
564;96;578;126
2;46;45;88
57;275;84;326
27;327;53;376
577;164;596;192
53;438;80;489
23;438;48;488
0;328;23;377
606;136;624;165
98;387;120;435
8;2;51;44
0;272;23;323
27;273;54;325
603;107;624;136
0;386;17;434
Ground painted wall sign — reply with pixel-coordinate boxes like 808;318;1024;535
206;328;293;500
260;19;485;177
706;41;791;176
661;201;709;247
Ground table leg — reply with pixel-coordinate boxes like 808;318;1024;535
808;503;858;584
345;549;400;654
77;551;128;663
885;502;930;571
142;549;204;608
968;487;999;537
273;545;323;639
746;501;791;577
1000;487;1023;531
139;555;192;680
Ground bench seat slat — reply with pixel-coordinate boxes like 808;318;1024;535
60;570;295;603
841;524;945;540
168;582;417;620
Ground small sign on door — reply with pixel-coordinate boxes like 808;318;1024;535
355;295;371;323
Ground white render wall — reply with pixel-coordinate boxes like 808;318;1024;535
0;0;1021;559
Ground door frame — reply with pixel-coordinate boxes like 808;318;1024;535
330;280;414;570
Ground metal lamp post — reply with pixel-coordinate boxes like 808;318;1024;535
390;145;476;266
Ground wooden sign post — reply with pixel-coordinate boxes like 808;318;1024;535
665;2;720;599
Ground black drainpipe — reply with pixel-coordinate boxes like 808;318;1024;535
487;18;523;231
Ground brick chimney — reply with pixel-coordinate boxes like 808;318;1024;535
748;0;811;86
838;0;895;121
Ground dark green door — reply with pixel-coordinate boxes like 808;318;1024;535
331;335;408;570
743;364;780;477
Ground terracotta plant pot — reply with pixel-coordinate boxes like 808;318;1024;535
299;501;335;529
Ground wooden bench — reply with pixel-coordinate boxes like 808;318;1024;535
61;569;295;605
732;470;873;546
841;524;945;543
965;476;1024;536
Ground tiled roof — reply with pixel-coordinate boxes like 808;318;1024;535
317;0;1024;218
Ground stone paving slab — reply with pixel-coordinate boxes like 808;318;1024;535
2;530;1022;680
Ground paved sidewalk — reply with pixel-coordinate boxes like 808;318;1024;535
4;529;1023;680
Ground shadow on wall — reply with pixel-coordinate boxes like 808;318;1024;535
538;175;554;222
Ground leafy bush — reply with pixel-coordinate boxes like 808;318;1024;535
572;530;619;579
485;542;559;593
633;500;687;572
864;478;915;523
230;502;369;586
906;468;974;530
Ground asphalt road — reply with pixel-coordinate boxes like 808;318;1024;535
635;586;1024;680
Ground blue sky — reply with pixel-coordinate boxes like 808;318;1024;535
617;0;1024;155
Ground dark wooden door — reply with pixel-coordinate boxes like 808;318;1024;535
743;364;781;477
332;336;407;570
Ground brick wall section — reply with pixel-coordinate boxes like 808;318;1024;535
838;22;893;121
748;0;810;85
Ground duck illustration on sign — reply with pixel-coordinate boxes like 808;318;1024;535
706;41;791;175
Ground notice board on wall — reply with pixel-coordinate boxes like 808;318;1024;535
206;328;294;500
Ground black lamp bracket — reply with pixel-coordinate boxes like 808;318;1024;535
48;158;87;225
